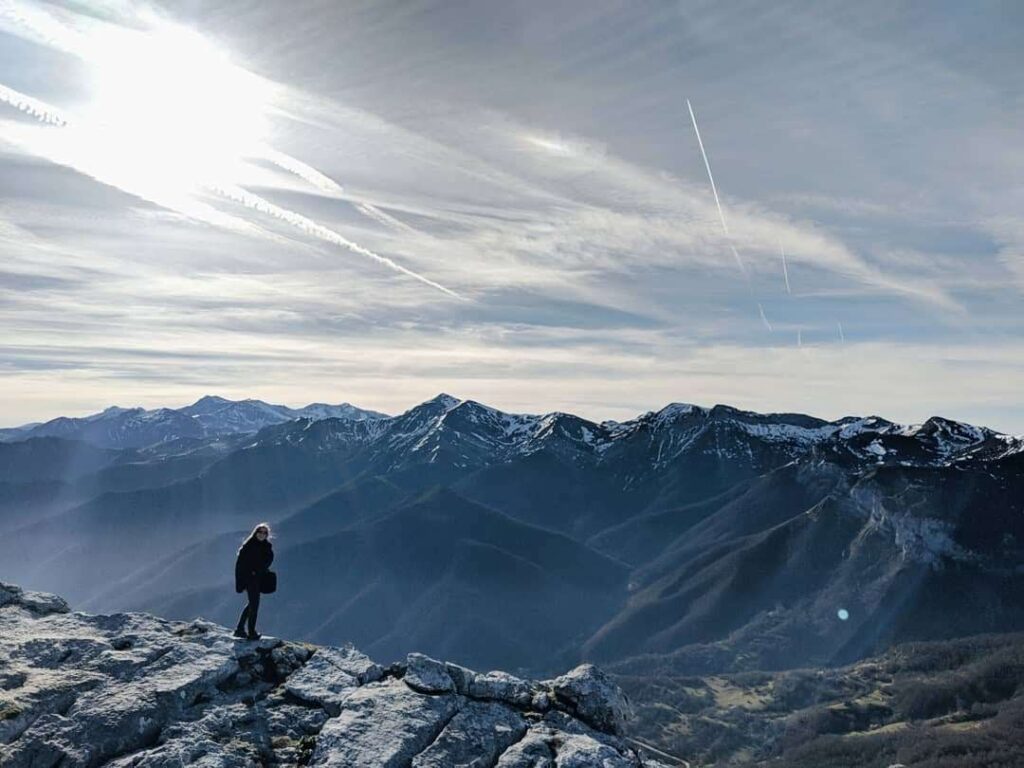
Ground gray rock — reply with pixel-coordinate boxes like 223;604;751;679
495;720;652;768
319;643;385;684
547;664;633;736
0;583;660;767
468;670;535;707
495;724;558;767
553;732;640;768
311;680;460;766
444;661;477;694
0;582;69;616
412;700;527;767
404;653;455;694
284;648;361;715
541;710;633;758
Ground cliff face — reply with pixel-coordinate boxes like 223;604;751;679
0;583;668;767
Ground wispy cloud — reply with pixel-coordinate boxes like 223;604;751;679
0;2;459;297
1;0;1022;430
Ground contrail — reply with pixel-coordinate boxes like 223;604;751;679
260;147;344;195
727;244;746;275
780;243;791;294
837;321;845;343
687;98;745;274
214;184;463;299
0;83;69;126
0;82;275;236
259;149;419;236
261;151;420;236
757;302;773;332
354;203;419;235
1;81;457;298
687;99;728;235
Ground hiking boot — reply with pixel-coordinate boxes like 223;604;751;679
233;627;247;639
247;631;262;641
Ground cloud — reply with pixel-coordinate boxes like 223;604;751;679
1;0;1022;433
987;218;1024;292
0;4;460;298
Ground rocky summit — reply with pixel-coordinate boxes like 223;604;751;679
0;583;669;767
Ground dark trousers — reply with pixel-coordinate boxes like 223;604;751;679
236;582;261;634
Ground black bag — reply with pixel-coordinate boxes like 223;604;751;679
260;570;277;594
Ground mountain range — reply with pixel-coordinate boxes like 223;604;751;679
1;393;1022;689
0;395;387;449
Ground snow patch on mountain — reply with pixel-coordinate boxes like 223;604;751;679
5;396;388;449
6;393;1019;478
734;421;840;444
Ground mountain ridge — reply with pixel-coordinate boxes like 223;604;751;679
1;395;389;449
2;391;1022;712
5;393;1021;458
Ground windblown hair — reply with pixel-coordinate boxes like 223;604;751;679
238;522;272;553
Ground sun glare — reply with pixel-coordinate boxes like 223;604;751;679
79;21;272;192
0;6;460;297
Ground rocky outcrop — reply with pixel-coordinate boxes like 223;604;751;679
0;583;668;767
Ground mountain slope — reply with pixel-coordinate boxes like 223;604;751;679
2;392;1021;685
585;457;1024;672
141;488;631;673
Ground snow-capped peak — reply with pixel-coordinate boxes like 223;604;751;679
426;393;462;410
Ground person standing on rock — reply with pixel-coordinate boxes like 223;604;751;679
234;522;274;640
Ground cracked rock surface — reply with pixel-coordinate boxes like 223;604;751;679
0;583;669;767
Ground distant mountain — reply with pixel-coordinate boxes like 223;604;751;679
1;395;389;449
0;392;1021;680
0;436;120;482
134;487;631;673
0;423;38;441
582;456;1024;671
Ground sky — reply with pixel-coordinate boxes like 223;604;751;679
1;0;1022;432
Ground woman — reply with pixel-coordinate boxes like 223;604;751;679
234;522;274;640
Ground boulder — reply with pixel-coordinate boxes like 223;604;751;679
547;664;633;736
468;670;535;708
404;652;455;694
0;582;69;616
311;681;459;766
412;700;527;767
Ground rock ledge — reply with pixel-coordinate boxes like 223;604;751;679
0;583;667;767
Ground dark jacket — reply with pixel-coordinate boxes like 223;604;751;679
235;538;274;593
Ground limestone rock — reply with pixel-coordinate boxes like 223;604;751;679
311;681;459;766
404;652;455;694
412;700;527;767
283;649;360;716
547;664;633;736
468;669;535;707
0;583;663;767
444;660;476;694
0;581;69;616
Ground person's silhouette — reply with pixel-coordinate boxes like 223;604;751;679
234;523;273;640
